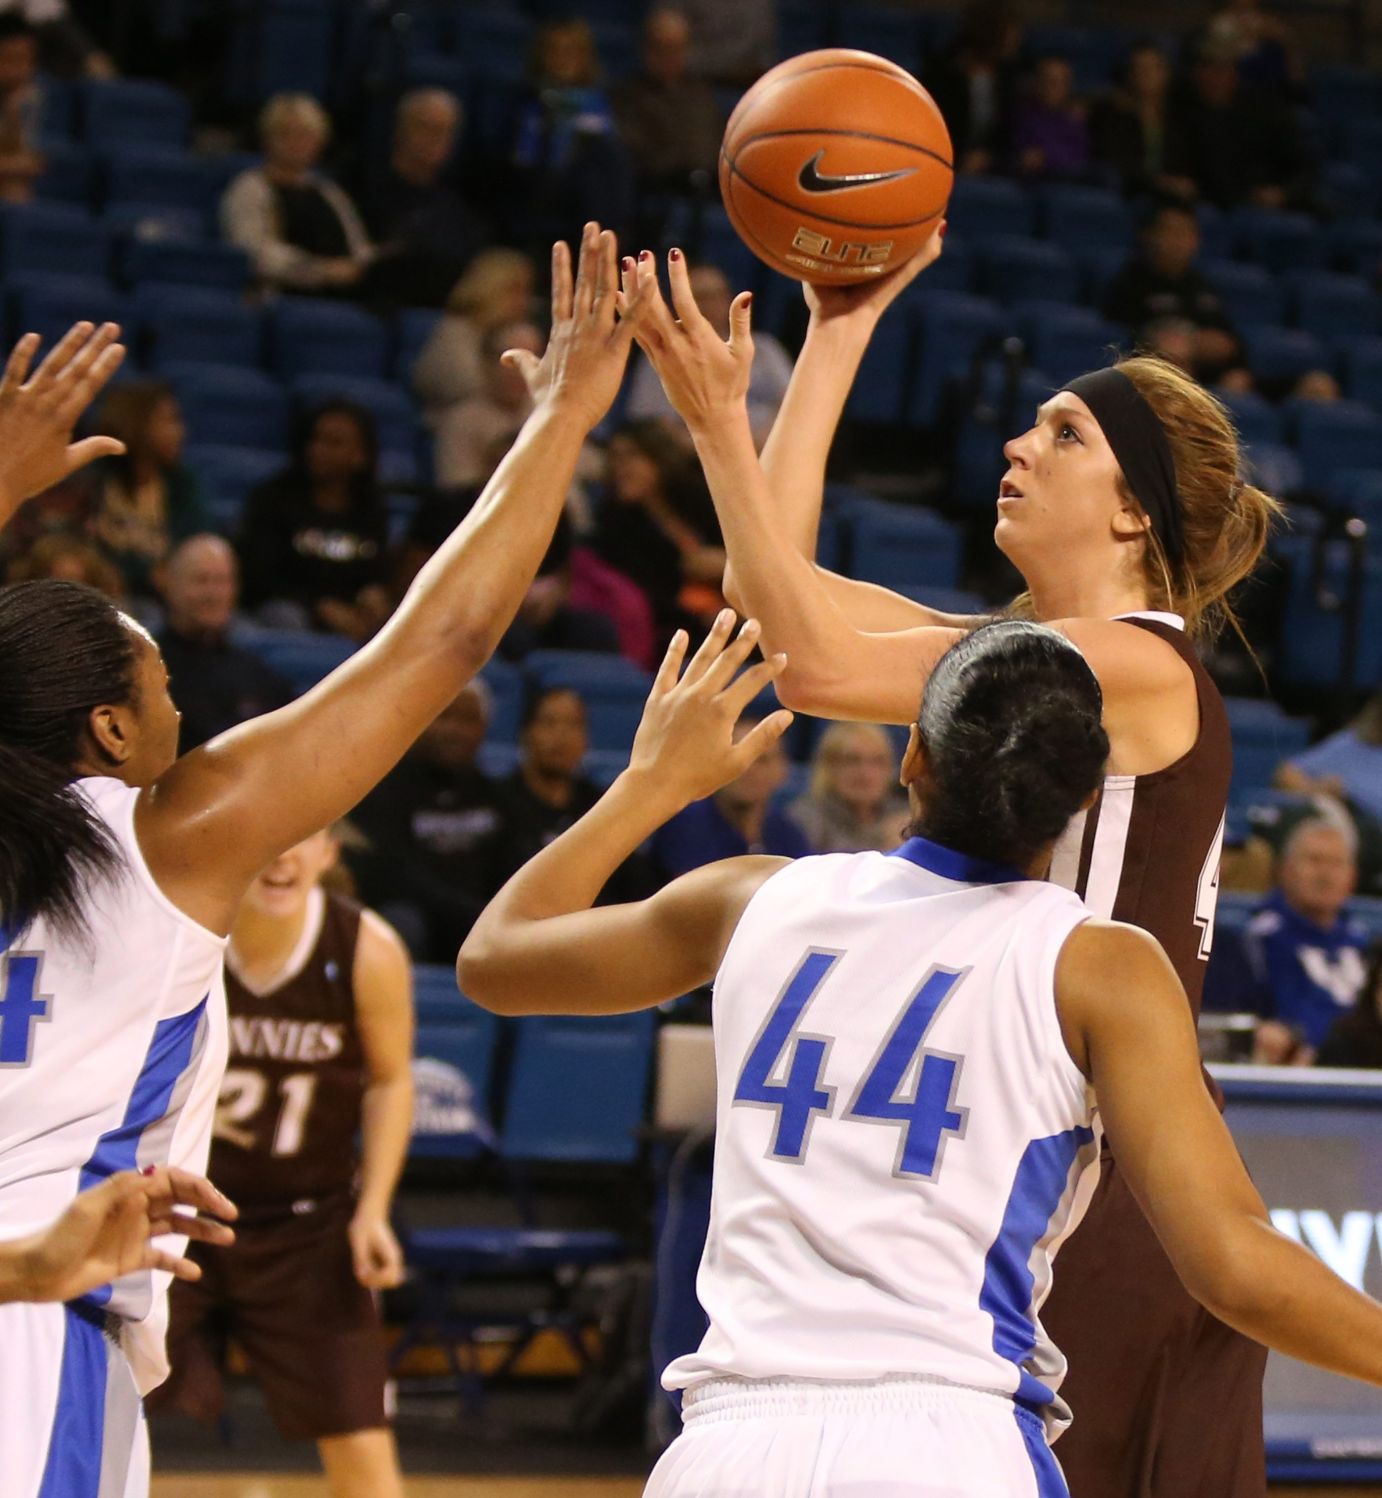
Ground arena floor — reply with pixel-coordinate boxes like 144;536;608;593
149;1480;1379;1496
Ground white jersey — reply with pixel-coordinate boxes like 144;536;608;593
664;837;1101;1439
0;777;226;1399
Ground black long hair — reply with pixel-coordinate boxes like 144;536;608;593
0;581;138;941
910;621;1109;870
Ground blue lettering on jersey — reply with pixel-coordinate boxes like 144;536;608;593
732;953;974;1181
0;951;52;1068
732;948;839;1162
846;965;971;1180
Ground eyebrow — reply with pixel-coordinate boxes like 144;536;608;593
1035;400;1087;429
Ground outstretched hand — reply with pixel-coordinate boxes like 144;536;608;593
804;222;946;329
11;1167;237;1304
629;610;792;807
0;322;127;528
502;221;635;431
621;248;754;435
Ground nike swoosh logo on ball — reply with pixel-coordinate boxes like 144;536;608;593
797;150;917;194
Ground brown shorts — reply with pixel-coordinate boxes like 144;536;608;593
153;1194;389;1442
1042;1157;1268;1498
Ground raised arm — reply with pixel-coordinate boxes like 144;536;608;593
459;613;792;1015
139;225;636;933
1058;920;1382;1387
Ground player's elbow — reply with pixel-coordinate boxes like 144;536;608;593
1173;1217;1276;1327
455;935;523;1015
773;658;847;716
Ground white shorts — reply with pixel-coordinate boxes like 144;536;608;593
646;1377;1068;1498
0;1300;149;1498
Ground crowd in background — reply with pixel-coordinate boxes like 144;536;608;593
0;0;1379;1069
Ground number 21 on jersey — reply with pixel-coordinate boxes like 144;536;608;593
733;948;971;1182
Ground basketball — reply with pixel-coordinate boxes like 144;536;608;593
718;49;954;286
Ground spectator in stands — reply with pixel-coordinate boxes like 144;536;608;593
652;711;811;876
789;723;908;855
1318;945;1382;1069
364;88;486;310
490;688;654;898
1279;693;1382;824
0;0;113;77
88;380;209;601
1292;369;1342;403
432;320;542;491
222;93;377;296
7;532;125;602
349;681;501;960
399;433;618;660
669;0;775;86
1012;55;1091;181
1204;0;1300;97
922;0;1022;175
627;263;792;443
613;9;721;199
0;14;41;200
412;248;536;421
505;19;634;261
1103;202;1243;384
591;419;726;646
1166;38;1309;209
237;401;391;639
1090;42;1197;201
156;535;292;753
1208;816;1371;1063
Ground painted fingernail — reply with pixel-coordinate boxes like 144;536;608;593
669;247;682;262
622;256;634;271
141;1165;157;1177
639;250;653;263
743;292;753;307
939;222;948;239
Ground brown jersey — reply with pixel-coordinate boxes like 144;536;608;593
1048;615;1230;1015
209;890;366;1213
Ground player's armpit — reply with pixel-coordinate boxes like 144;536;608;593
1056;920;1382;1388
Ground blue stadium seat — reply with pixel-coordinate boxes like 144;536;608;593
1349;895;1382;944
1323;468;1382;522
1338;116;1382;173
0;203;111;280
777;0;829;56
915;233;972;294
977;235;1078;305
589;20;637;79
35;142;95;206
102;205;207;245
7;274;125;347
120;237;250;291
1336;335;1382;409
1291;400;1382;494
1015;303;1123;387
480;659;523;744
501;1011;655;1164
847;497;962;591
946;177;1035;242
135;285;263;370
1320;161;1378;221
167;362;291;450
184;444;282;533
269;298;390;380
1243;326;1328;388
1289;272;1378;342
1194;203;1234;261
476;741;521;779
1231;207;1323;273
694;205;763;296
843;309;917;428
395;307;442;383
1275;536;1382;690
410;989;501;1162
1200;260;1287;329
1224;697;1311;799
238;628;355;693
453;6;533;66
524;650;653;754
909;291;1004;425
1243;441;1304;498
225;0;334;105
1070;245;1126;308
101;146;221;219
950;364;1053;510
1310;65;1382;135
290;375;421;479
1219;389;1285;451
82;80;190;149
833;7;925;68
1036;184;1133;255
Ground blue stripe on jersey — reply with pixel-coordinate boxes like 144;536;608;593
889;835;1031;887
37;1302;108;1498
980;1125;1095;1410
75;996;209;1309
1015;1406;1070;1497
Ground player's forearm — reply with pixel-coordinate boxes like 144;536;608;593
356;1076;414;1220
0;1239;40;1303
379;404;590;681
689;408;859;703
1196;1217;1382;1386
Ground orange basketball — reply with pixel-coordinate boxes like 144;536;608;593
719;49;953;286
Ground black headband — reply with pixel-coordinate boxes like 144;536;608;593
1060;367;1183;567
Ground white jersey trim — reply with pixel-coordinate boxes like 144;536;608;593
227;885;325;997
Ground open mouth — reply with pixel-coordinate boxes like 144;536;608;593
999;477;1025;500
